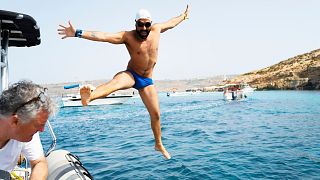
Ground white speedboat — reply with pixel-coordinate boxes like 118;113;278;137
62;93;133;107
223;83;247;101
240;83;256;93
61;84;133;107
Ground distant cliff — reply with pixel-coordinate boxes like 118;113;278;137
231;49;320;90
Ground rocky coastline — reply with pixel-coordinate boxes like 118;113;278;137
230;49;320;90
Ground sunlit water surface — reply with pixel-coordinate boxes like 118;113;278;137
41;91;320;179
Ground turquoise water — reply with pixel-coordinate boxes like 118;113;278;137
41;91;320;179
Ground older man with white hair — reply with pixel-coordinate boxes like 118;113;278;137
0;80;56;180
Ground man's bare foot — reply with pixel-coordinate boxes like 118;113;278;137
155;145;171;160
80;85;92;106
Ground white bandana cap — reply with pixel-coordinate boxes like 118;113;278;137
135;9;152;21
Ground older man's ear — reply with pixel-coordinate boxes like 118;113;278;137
9;114;20;127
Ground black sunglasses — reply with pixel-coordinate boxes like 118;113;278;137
136;21;152;28
13;88;48;114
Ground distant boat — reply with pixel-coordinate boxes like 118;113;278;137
62;93;133;107
240;82;256;93
62;84;133;107
166;91;197;97
223;83;249;101
166;89;202;97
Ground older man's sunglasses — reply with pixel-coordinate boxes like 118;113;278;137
13;88;48;114
136;21;152;28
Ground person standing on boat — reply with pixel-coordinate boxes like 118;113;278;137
58;5;189;159
0;81;56;180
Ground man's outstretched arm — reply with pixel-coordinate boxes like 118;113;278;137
158;5;189;33
58;21;125;44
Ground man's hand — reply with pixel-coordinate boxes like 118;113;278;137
183;5;189;20
58;21;76;39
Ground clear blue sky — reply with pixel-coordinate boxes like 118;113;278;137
2;0;320;84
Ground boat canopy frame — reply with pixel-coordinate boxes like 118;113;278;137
0;10;40;92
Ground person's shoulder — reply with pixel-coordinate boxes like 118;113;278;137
151;24;162;32
125;30;135;34
152;23;161;28
24;133;41;146
122;30;132;36
123;30;136;38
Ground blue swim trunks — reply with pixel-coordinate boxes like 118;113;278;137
127;69;153;90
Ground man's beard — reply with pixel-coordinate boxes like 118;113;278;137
136;29;150;39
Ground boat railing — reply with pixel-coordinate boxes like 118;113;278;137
45;120;57;156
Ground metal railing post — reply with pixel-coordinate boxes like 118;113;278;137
1;28;9;93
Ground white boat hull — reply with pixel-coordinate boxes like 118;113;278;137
241;87;256;93
62;94;132;107
224;90;246;101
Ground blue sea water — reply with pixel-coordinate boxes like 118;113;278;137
41;91;320;179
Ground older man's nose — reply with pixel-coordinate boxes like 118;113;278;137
38;125;45;132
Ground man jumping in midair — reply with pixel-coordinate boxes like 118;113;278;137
58;5;189;159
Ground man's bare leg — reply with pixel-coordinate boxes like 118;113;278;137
139;85;171;160
80;71;135;106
